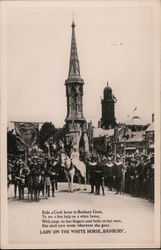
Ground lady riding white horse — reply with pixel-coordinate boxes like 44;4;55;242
60;148;87;192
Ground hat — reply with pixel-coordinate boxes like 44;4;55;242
91;155;97;161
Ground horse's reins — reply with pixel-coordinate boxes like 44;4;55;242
64;161;74;172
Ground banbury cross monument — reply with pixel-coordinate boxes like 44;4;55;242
65;21;89;155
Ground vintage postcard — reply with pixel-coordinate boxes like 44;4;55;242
0;0;160;249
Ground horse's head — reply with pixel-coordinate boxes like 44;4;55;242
60;153;66;167
60;153;70;168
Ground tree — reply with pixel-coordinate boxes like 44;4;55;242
7;129;18;154
53;127;66;142
38;122;56;152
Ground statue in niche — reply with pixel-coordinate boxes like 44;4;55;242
78;94;82;112
67;86;71;96
72;60;80;75
70;88;76;114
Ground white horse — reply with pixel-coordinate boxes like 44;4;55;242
60;153;87;192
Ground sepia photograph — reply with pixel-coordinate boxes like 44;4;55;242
0;0;160;249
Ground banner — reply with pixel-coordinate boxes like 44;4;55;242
14;122;39;150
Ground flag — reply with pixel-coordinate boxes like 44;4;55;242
14;122;39;150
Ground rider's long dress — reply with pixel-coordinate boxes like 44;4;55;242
70;151;86;177
71;151;80;166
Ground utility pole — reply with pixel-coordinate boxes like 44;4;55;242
114;126;118;160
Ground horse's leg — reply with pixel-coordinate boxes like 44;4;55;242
28;186;30;201
18;183;21;199
31;187;33;201
65;171;70;192
44;184;48;199
14;183;17;198
37;183;42;200
48;185;50;197
42;185;45;199
52;182;55;197
37;186;40;199
70;170;75;193
35;188;38;201
36;187;39;201
84;176;87;191
67;175;70;192
33;188;36;200
55;180;58;190
22;186;24;199
78;174;81;190
28;181;32;201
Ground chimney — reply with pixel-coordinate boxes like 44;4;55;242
152;113;154;123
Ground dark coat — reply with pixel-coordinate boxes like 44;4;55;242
114;161;123;178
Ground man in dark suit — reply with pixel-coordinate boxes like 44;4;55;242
95;156;105;196
114;155;124;194
88;156;97;193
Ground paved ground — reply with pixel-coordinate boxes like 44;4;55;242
8;182;154;248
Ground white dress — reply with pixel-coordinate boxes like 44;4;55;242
70;150;86;177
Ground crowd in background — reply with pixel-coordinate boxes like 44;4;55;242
87;152;154;201
7;150;154;202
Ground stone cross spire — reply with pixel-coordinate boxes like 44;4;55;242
68;21;80;78
65;21;89;155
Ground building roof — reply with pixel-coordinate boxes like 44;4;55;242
146;123;154;132
125;116;149;126
93;128;114;138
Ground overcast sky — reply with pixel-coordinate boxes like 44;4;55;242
7;1;156;128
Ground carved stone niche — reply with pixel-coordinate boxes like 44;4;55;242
67;86;71;95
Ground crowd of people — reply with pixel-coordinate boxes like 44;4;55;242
7;153;61;200
87;152;154;201
7;149;154;202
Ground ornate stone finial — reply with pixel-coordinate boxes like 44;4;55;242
72;11;75;26
71;21;76;29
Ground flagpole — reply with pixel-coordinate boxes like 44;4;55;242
114;142;116;160
25;146;28;167
114;126;118;161
122;125;126;194
48;139;50;157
